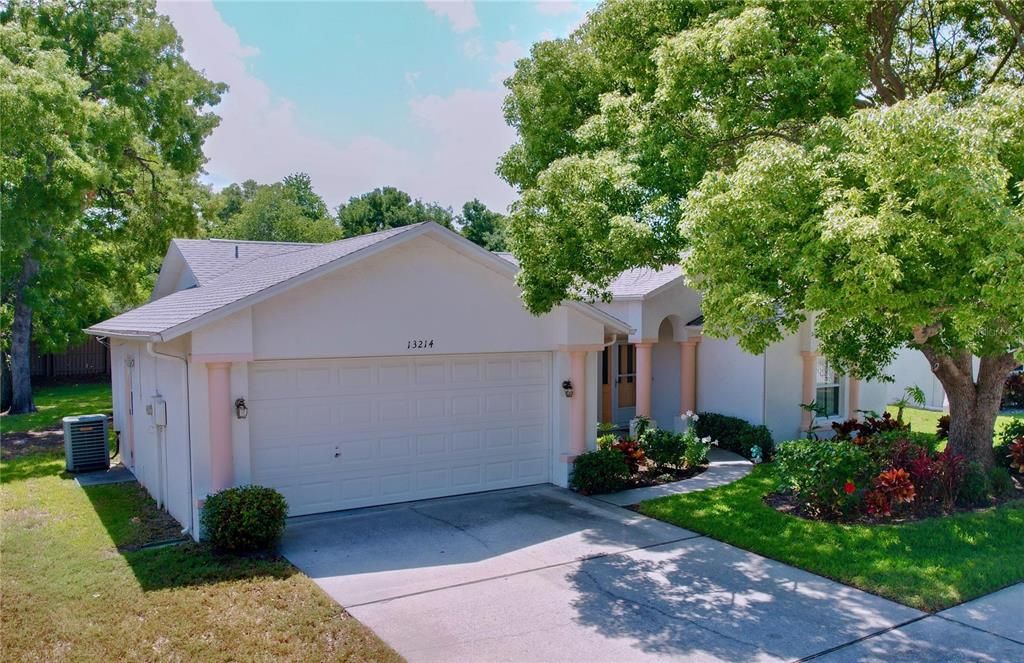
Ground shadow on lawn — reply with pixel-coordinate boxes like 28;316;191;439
79;476;300;592
0;450;71;484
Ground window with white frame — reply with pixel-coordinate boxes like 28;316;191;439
815;356;841;418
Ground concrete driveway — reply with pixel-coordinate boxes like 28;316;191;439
280;486;1019;662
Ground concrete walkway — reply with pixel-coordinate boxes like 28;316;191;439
593;447;752;507
276;486;1024;662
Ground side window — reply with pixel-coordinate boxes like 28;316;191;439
815;356;841;418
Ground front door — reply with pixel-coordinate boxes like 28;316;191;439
617;343;636;408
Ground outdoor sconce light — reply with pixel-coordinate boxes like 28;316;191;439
562;380;574;398
234;397;248;419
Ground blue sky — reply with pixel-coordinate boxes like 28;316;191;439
157;1;595;212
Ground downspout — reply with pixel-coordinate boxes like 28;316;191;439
145;341;195;538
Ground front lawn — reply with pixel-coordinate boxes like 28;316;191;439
639;463;1024;612
1;382;113;434
885;405;1023;441
0;449;401;662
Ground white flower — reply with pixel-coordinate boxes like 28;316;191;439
691;414;699;422
701;436;712;444
712;439;719;446
684;410;694;418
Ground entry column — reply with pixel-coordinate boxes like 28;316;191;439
676;335;701;431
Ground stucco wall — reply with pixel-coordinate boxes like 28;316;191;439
114;339;191;532
763;333;805;441
886;348;947;410
696;336;766;427
651;320;681;426
249;236;605;360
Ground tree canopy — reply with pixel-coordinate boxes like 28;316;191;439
457;199;508;251
500;0;1024;466
335;186;454;237
1;0;224;412
501;0;1024;314
206;173;341;243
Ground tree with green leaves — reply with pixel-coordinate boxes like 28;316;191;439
282;172;329;221
500;0;1024;467
457;199;508;251
336;186;453;237
215;184;342;243
1;0;223;414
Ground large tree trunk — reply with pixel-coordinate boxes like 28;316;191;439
7;258;39;415
0;349;12;413
918;346;1015;471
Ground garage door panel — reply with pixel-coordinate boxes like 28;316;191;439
249;353;552;515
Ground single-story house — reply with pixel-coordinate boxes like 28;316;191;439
87;222;888;538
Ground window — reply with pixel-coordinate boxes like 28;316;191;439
815;356;841;418
617;344;636;407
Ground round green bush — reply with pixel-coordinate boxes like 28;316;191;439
639;428;687;470
775;439;875;516
201;485;288;552
570;449;630;495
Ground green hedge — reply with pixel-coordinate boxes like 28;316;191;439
201;485;288;552
694;412;774;461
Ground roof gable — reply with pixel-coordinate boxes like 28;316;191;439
88;223;631;341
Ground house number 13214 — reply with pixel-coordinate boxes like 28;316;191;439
408;339;434;349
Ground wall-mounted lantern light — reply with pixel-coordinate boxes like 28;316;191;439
234;397;248;419
561;380;574;398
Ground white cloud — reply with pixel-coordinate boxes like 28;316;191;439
491;40;526;85
404;71;421;88
534;1;580;17
424;0;479;33
156;0;516;212
462;36;483;59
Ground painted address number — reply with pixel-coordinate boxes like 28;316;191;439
407;339;435;349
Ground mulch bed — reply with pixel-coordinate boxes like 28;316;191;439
621;463;708;489
764;485;1024;525
0;426;65;460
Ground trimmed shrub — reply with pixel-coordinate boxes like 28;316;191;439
957;462;990;507
988;467;1014;497
201;485;288;553
570;449;630;495
775;439;875;516
639;428;687;470
695;413;774;461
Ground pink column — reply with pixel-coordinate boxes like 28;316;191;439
679;338;700;414
635;342;653;419
207;362;234;491
800;351;817;431
569;350;587;456
847;377;861;420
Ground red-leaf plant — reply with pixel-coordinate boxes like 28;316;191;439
612;439;645;475
1009;437;1024;475
865;468;916;517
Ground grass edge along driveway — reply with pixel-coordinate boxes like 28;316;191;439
0;447;402;663
639;463;1024;612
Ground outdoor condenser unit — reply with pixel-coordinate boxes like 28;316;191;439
63;414;110;473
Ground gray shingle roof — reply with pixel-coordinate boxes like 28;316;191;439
494;253;684;299
88;224;420;339
174;238;317;285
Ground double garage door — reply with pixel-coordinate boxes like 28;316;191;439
248;353;552;516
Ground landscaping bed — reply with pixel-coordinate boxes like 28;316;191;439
637;410;1024;612
640;463;1024;612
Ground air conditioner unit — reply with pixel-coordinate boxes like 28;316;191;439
63;414;110;473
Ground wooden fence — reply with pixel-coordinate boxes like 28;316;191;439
31;337;110;379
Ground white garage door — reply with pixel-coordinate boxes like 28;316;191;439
248;353;552;515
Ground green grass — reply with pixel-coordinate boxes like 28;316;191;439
0;449;402;662
1;382;113;434
886;405;1023;441
639;464;1024;612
